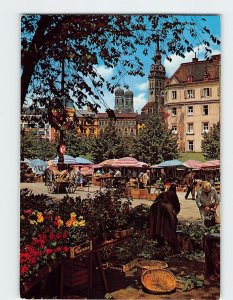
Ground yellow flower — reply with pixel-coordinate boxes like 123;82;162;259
72;220;79;227
66;219;72;227
37;212;43;217
70;212;77;219
37;216;44;223
78;220;86;227
57;219;64;227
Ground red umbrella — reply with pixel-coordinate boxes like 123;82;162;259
184;160;202;170
112;157;148;168
201;160;220;169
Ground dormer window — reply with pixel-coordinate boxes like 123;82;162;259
187;75;193;82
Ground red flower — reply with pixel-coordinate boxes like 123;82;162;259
20;265;29;275
63;232;68;239
55;246;62;253
56;233;62;239
63;246;69;252
45;248;53;255
24;209;33;215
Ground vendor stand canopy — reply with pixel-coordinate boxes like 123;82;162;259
184;159;202;170
75;157;93;165
51;155;77;165
112;157;148;168
96;159;118;167
201;160;220;169
152;159;188;169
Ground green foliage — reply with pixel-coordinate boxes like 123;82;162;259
102;232;170;263
90;121;130;163
64;129;95;158
201;122;220;160
133;113;179;164
21;130;56;160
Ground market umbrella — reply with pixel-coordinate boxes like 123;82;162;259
52;155;77;164
184;160;202;170
30;158;47;167
155;159;188;168
201;160;220;169
75;157;93;165
98;159;118;167
112;157;148;168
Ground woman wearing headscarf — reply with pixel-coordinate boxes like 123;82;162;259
195;181;220;225
149;183;180;251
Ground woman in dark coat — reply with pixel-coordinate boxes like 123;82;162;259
149;183;180;251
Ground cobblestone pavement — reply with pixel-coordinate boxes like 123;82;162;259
20;182;220;222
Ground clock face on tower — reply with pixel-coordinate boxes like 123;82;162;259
150;89;154;95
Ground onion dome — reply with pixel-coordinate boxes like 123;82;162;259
124;90;133;97
115;87;124;96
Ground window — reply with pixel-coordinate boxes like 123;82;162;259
203;105;209;115
171;124;177;134
188;141;194;151
188;106;193;116
187;123;194;134
187;89;195;98
203;122;209;133
149;108;153;114
172;91;177;100
172;107;177;116
202;88;212;97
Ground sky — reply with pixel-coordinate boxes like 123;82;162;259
95;15;221;113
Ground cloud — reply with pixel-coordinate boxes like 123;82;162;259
95;65;114;78
135;81;148;91
133;92;147;113
164;45;220;77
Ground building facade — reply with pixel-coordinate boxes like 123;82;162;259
21;108;52;140
165;55;220;152
98;112;137;136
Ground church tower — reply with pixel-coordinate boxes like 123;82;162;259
124;90;134;113
114;88;125;113
148;36;166;111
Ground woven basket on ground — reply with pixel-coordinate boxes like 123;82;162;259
141;269;177;294
137;260;168;277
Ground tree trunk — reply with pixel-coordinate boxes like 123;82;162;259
21;16;53;109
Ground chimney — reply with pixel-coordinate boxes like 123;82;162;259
192;52;198;62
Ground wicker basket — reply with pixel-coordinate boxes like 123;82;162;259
137;260;168;277
141;269;177;294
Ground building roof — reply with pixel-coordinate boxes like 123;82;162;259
97;112;137;119
168;54;220;84
115;88;124;96
141;102;156;111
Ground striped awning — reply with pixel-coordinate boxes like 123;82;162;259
112;157;148;168
201;160;220;169
184;160;202;170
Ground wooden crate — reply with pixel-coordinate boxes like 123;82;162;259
70;240;92;259
63;261;88;288
130;189;140;199
139;189;148;199
146;193;156;201
106;258;141;273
